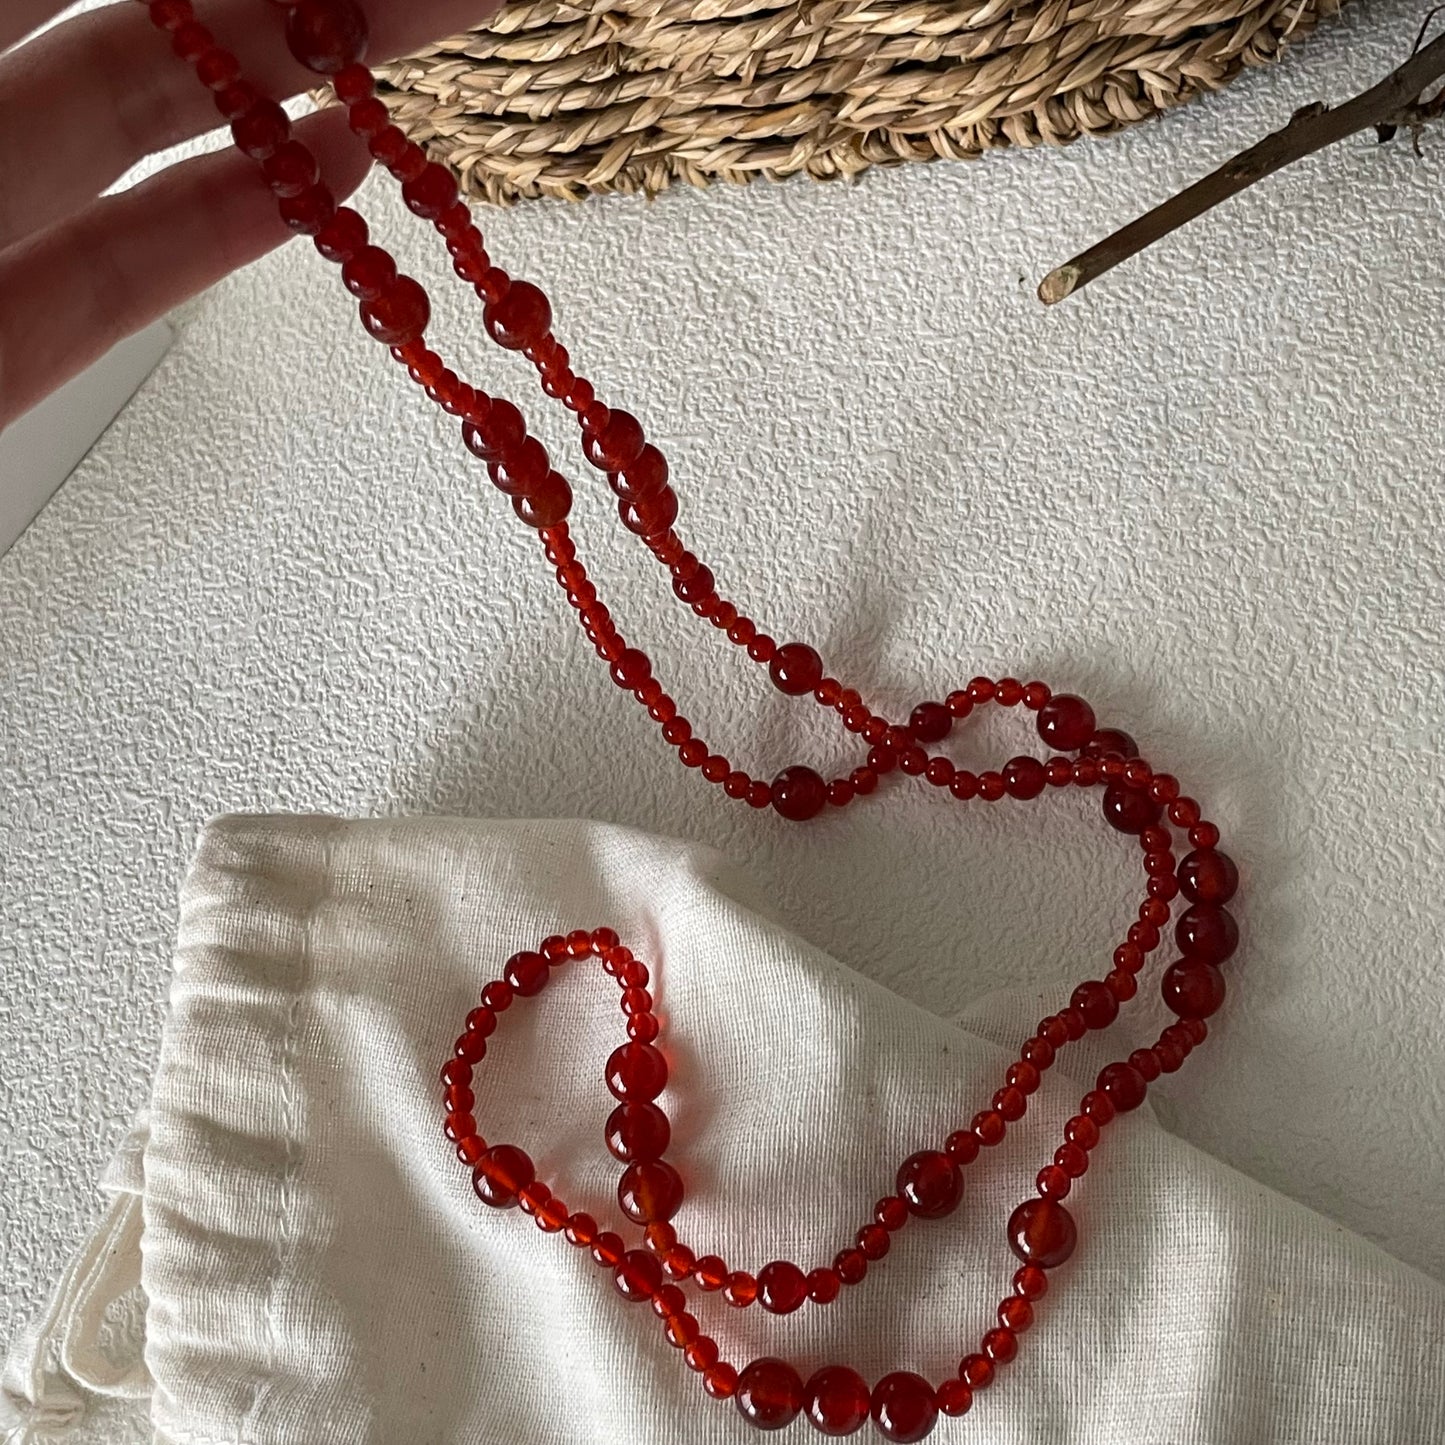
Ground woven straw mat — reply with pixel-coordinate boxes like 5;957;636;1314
363;0;1343;204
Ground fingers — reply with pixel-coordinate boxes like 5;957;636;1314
0;107;367;428
0;0;500;251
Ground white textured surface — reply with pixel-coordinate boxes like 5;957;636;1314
3;0;1444;1416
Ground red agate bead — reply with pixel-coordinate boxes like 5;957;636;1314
1175;903;1239;964
605;1101;671;1162
471;1144;534;1208
285;0;368;73
804;1365;871;1436
1178;848;1239;903
896;1150;963;1219
770;766;827;821
735;1358;804;1431
769;642;823;696
1160;958;1227;1018
756;1260;808;1315
1035;694;1095;751
1006;1198;1077;1269
618;1160;684;1224
605;1042;667;1101
871;1372;938;1442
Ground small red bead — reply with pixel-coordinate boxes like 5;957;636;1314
484;279;552;351
936;1378;973;1417
686;1337;720;1372
966;676;995;703
1129;1047;1162;1081
769;642;824;696
993;1085;1027;1121
1013;1264;1048;1299
618;1160;684;1224
757;1260;808;1315
959;1354;994;1390
999;1295;1034;1331
584;408;646;469
834;1248;867;1284
694;1255;728;1291
945;1129;980;1165
1036;694;1096;751
857;1224;890;1260
735;1358;804;1431
285;0;369;73
804;1365;871;1437
995;677;1024;707
1007;1198;1078;1268
1081;1088;1115;1124
945;690;974;718
1191;821;1222;850
1097;1061;1148;1111
724;1272;758;1308
1036;1164;1070;1199
705;1363;740;1400
565;1212;598;1248
231;99;290;159
972;1110;1006;1147
875;1195;909;1230
871;1372;937;1443
807;1267;841;1303
983;1326;1018;1363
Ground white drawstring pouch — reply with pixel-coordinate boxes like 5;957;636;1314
5;814;1444;1443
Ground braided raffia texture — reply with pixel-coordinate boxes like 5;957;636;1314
365;0;1343;204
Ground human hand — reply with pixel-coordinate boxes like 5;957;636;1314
0;0;498;428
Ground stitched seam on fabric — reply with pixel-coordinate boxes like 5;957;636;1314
237;827;332;1441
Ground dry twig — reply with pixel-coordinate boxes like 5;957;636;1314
1038;27;1445;306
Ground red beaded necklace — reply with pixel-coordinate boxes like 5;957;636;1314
144;2;1241;1435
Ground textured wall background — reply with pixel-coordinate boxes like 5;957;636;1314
3;0;1443;1426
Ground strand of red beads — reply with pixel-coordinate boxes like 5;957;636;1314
142;3;1241;1435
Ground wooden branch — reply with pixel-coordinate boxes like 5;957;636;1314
1037;30;1445;306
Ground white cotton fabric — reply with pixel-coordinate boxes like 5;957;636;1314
9;812;1445;1444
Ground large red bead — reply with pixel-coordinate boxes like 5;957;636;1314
618;1160;683;1224
756;1260;808;1315
502;949;547;997
1036;694;1095;751
871;1372;938;1442
584;409;646;470
484;279;552;351
605;1041;667;1101
513;473;572;528
619;488;678;538
908;701;952;743
1097;1060;1148;1111
771;766;827;821
1178;848;1239;904
768;643;823;696
735;1358;804;1431
1160;958;1227;1018
610;444;668;500
285;0;368;74
1006;1198;1077;1269
1175;903;1239;964
1101;783;1163;834
605;1101;671;1162
804;1365;871;1436
360;277;429;346
896;1150;963;1219
613;1248;663;1303
471;1144;534;1208
1083;727;1138;759
1069;979;1119;1030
